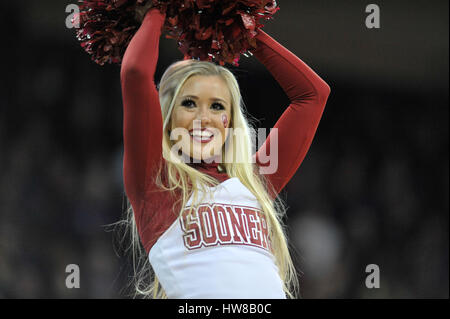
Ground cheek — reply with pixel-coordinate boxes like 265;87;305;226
171;109;190;129
221;114;229;128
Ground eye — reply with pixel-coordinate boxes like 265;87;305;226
212;102;225;110
181;99;226;111
181;99;195;108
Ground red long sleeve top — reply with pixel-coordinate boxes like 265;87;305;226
120;9;330;254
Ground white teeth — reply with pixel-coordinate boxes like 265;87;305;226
190;131;213;138
191;135;213;140
190;132;213;141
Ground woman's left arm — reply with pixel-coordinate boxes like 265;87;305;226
251;29;331;196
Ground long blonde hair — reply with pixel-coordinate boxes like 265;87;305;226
120;59;299;299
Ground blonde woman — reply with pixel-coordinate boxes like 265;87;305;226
120;7;330;299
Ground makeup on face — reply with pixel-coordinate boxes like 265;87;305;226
170;75;232;161
222;114;228;128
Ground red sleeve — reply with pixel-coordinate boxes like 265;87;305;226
251;30;331;196
120;9;166;206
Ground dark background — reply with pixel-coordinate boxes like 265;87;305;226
0;0;448;298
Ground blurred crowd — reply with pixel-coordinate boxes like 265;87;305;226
0;1;447;298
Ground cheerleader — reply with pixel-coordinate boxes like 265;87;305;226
120;6;330;299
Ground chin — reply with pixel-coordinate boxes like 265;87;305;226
192;148;222;163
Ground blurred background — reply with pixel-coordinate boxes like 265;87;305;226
0;0;447;298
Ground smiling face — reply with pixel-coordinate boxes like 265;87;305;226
170;75;232;162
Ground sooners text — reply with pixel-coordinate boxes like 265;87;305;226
180;203;271;251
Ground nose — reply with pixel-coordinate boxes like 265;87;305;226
195;107;212;125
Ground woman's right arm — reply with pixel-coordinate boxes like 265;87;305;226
120;9;166;202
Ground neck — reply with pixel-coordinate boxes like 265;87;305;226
181;154;227;173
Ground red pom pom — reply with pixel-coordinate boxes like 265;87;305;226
75;0;140;66
75;0;280;66
161;0;280;66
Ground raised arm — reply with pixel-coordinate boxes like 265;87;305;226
252;29;331;196
120;8;166;203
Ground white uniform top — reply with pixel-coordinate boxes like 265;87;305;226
149;177;286;299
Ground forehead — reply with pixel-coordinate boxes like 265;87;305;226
179;75;231;102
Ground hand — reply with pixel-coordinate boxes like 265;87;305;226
135;1;156;23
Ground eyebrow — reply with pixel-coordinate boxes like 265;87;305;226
180;95;228;104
